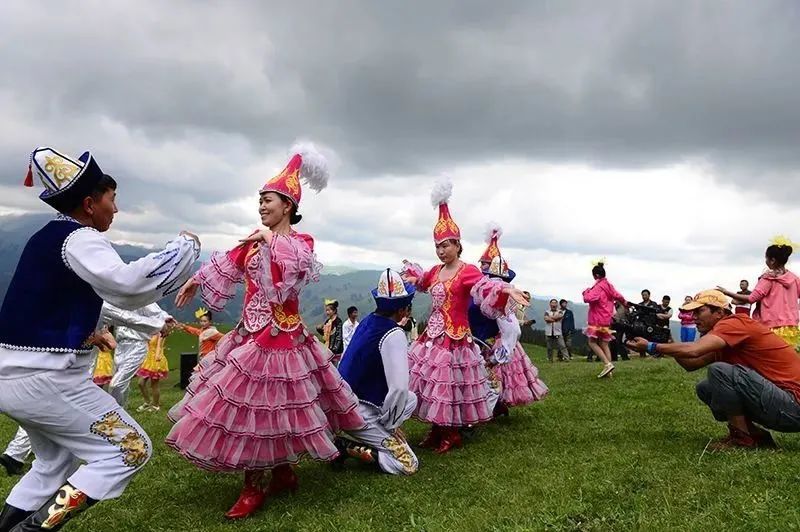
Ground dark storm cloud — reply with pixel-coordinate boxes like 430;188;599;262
1;0;798;230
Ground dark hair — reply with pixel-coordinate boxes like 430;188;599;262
326;300;339;312
277;195;302;225
375;304;411;319
347;306;358;316
549;298;558;304
559;299;567;305
766;244;792;267
200;310;213;321
641;289;651;296
591;262;606;278
740;279;749;284
62;174;117;215
662;295;671;302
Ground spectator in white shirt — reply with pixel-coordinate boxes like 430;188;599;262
544;298;570;362
343;306;360;352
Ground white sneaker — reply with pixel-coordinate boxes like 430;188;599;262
136;404;151;412
597;364;615;378
148;405;161;412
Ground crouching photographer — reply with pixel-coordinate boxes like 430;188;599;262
626;289;800;451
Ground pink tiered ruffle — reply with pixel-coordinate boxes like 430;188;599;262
497;343;548;406
195;251;244;311
470;275;512;319
166;331;365;472
408;335;493;426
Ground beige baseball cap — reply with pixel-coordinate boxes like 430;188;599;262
680;289;731;311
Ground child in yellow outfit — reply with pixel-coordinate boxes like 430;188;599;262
136;334;169;412
92;349;114;388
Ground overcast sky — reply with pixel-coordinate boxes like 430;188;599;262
2;1;799;303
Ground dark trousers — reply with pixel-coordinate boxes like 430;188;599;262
696;362;800;432
609;326;629;361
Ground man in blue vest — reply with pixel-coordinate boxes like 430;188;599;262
0;147;200;531
334;269;419;475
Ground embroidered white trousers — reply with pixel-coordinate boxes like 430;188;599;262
0;366;151;509
108;340;148;407
343;396;419;476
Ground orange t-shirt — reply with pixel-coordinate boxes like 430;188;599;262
184;325;224;357
710;314;800;402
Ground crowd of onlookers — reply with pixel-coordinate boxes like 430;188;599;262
537;284;758;363
321;281;759;366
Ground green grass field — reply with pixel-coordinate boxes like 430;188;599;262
2;333;800;531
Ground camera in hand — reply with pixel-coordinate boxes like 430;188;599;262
617;303;672;343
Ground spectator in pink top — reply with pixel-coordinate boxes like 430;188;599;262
719;238;800;349
678;296;697;342
582;261;628;378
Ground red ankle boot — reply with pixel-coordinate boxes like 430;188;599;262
225;471;266;520
434;427;463;454
266;464;299;496
418;425;441;448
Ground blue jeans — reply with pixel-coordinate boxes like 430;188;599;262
680;326;696;342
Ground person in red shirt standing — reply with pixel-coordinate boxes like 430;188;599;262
627;289;800;450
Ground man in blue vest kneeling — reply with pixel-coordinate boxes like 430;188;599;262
334;269;419;475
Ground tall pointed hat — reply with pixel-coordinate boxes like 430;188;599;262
480;222;503;264
260;142;330;206
431;178;461;244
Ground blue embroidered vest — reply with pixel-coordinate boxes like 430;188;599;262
338;313;399;407
468;297;499;343
0;219;103;353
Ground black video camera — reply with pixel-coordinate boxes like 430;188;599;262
617;303;672;343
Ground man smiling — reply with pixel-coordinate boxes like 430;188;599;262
627;289;800;450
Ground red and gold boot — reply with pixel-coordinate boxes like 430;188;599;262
434;427;463;454
266;464;298;497
11;483;94;531
418;425;441;449
224;471;266;520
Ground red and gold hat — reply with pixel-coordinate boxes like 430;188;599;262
431;178;461;244
260;142;330;206
480;222;502;264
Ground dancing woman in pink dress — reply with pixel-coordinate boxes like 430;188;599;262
166;144;365;520
402;180;529;453
470;226;548;417
582;260;628;379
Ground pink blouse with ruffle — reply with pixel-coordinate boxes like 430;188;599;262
404;262;511;341
194;231;322;349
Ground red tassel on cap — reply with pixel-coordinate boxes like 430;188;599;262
23;164;33;187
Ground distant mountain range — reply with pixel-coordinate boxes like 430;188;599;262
0;213;682;336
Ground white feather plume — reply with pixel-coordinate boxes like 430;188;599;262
430;177;453;207
484;222;503;244
290;141;329;192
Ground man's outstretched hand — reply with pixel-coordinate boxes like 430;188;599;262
626;337;649;352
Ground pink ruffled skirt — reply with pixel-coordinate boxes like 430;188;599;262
408;334;493;427
497;343;548;406
166;331;365;472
